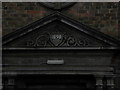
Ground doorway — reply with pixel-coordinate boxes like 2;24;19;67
16;74;96;90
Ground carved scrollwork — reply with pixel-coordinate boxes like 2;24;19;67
36;35;49;46
26;31;89;47
67;36;76;46
78;39;88;46
27;33;49;47
27;40;35;46
40;2;75;10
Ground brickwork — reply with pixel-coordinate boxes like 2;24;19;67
2;2;120;40
118;2;120;39
62;2;119;39
2;2;53;36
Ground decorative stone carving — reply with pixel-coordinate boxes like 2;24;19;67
36;34;49;46
3;78;15;90
106;75;115;90
95;75;104;90
78;39;88;46
50;32;63;46
67;36;76;46
40;2;75;10
26;31;89;47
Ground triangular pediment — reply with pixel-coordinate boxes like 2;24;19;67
3;12;120;50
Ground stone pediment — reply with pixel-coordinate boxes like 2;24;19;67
2;12;120;50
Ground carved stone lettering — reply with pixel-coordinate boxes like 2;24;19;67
50;32;63;46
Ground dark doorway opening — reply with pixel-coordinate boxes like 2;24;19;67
16;74;96;90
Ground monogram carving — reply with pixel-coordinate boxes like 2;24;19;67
50;32;63;46
27;31;89;47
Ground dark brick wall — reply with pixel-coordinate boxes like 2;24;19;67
118;2;120;39
62;2;119;40
2;2;119;40
2;2;53;36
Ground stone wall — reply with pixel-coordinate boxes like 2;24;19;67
2;2;119;40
